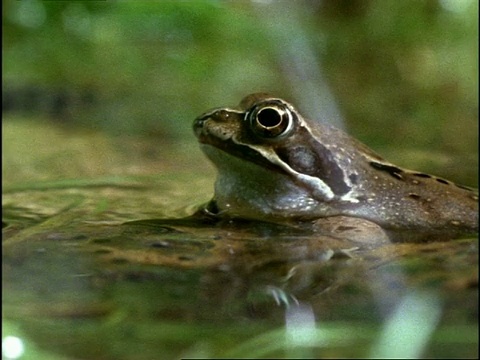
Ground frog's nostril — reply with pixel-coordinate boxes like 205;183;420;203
193;117;207;136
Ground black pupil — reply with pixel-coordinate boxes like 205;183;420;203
257;108;282;128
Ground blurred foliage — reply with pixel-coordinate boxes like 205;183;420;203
2;0;478;164
3;0;281;137
320;0;478;152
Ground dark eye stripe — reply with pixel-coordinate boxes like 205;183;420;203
276;128;351;195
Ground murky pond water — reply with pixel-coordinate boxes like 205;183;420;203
2;120;478;359
3;180;478;359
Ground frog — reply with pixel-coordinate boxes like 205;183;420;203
193;93;478;242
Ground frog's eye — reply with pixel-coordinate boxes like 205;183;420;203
248;103;294;139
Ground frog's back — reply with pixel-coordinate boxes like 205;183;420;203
307;120;478;237
353;167;478;238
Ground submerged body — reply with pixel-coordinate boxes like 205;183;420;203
193;93;478;241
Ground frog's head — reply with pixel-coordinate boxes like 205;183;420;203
194;93;301;173
193;93;355;220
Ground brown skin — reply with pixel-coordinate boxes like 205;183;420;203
194;93;478;241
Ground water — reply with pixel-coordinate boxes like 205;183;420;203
3;180;478;359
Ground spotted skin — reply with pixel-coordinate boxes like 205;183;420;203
194;93;478;241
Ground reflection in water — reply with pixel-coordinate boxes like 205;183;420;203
2;207;477;359
122;216;416;329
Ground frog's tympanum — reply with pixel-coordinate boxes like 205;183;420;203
193;93;478;242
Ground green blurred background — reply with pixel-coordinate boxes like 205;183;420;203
2;0;478;185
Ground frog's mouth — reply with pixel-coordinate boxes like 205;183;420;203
198;134;283;174
194;113;282;173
